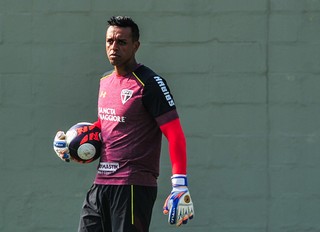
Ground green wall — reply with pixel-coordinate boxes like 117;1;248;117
1;0;320;231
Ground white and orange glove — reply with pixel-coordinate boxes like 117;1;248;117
53;131;71;162
163;174;194;226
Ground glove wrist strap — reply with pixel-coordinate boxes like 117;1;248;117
171;174;188;187
53;140;67;148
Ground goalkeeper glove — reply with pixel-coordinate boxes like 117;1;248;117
163;174;194;226
53;131;71;162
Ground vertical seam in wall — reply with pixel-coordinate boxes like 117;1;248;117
265;0;271;231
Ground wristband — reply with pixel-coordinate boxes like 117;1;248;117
171;174;188;187
53;140;67;148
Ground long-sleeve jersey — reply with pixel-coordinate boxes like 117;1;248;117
94;65;181;186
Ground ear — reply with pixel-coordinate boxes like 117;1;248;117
133;41;140;53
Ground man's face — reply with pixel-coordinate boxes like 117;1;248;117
106;26;139;67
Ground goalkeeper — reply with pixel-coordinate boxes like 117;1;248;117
54;16;194;232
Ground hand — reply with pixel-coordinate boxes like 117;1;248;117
53;131;71;162
163;175;194;226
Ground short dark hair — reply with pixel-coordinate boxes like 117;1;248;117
107;16;140;41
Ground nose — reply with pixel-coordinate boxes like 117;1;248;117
109;41;119;51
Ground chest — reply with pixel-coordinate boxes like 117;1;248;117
98;75;145;118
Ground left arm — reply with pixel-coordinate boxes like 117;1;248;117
160;117;194;226
136;68;194;226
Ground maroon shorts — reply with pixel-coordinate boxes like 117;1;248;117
78;184;157;232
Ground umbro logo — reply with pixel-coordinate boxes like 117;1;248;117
121;89;133;104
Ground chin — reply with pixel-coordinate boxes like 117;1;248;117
108;59;117;66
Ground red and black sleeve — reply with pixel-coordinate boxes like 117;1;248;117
134;65;187;175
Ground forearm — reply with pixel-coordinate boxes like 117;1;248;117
93;118;101;129
160;118;187;175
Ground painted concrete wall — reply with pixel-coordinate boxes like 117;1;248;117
1;0;320;231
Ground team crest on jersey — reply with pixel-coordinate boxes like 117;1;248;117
121;89;133;104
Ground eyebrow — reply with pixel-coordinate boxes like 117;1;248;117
106;36;128;41
106;38;128;42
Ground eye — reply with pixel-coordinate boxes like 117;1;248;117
118;40;127;45
106;39;114;46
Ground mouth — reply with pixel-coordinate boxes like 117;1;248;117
109;53;119;58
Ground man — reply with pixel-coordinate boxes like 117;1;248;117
53;16;194;232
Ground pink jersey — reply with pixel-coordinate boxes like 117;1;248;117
94;65;178;186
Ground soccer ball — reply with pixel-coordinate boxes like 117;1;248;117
66;122;102;163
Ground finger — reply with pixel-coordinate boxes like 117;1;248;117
163;196;170;214
61;154;70;162
168;208;178;225
56;131;66;139
182;215;189;224
62;153;69;159
55;148;68;156
176;219;183;227
175;214;188;226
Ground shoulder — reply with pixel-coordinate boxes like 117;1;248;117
100;70;114;80
132;65;160;86
135;66;176;110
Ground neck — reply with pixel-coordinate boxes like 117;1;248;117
114;60;138;76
